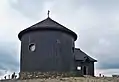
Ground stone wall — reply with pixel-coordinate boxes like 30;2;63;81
1;77;119;82
19;72;77;80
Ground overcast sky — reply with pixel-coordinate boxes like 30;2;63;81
0;0;119;78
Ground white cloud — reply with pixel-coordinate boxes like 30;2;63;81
0;0;33;77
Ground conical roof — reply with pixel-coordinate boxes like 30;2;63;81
18;17;77;41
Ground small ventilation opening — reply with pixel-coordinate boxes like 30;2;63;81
72;47;74;52
56;39;60;43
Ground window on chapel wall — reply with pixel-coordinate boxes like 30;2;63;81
29;43;36;52
77;66;81;70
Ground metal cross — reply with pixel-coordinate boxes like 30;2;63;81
48;10;50;17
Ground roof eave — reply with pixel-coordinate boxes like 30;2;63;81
18;27;77;41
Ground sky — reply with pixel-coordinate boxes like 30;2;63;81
0;0;119;79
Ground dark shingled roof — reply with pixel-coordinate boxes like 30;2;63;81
74;48;97;62
18;17;77;41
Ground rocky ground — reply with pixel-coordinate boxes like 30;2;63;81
1;77;119;82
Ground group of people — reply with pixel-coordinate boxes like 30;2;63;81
99;74;105;77
4;72;17;80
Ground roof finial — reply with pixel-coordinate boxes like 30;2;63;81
47;10;50;18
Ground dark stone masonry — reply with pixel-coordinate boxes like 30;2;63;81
19;72;79;80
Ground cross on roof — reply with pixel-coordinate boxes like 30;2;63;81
48;10;50;17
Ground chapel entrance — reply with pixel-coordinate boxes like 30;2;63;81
83;66;88;75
